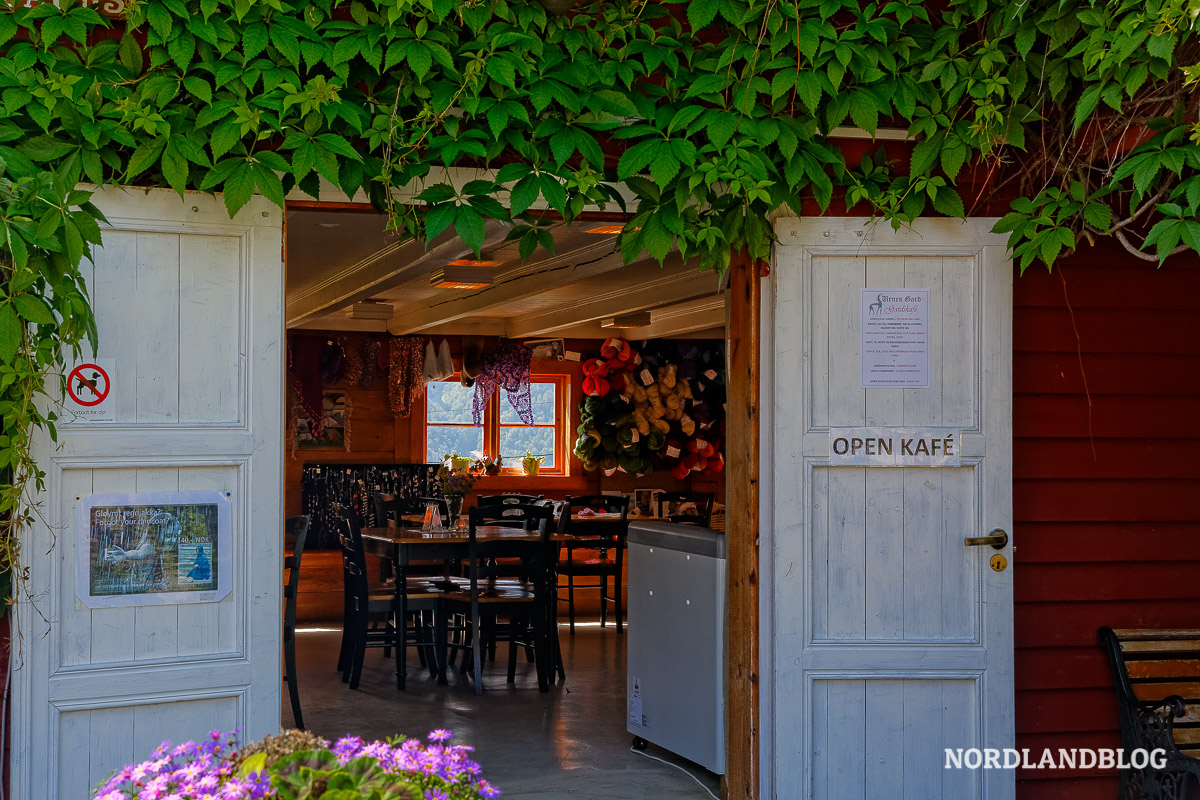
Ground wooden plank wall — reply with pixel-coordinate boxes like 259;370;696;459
1012;248;1200;799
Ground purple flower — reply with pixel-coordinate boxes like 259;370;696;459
427;729;452;743
424;790;449;800
477;779;502;799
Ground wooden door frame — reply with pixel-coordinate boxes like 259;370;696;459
726;253;761;799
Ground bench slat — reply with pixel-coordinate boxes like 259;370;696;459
1132;683;1200;702
1120;640;1200;655
1111;629;1200;640
1128;659;1200;680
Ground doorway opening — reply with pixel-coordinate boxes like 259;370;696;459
279;199;736;796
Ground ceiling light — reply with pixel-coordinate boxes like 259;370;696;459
345;301;394;320
601;312;652;329
430;265;493;289
447;259;501;267
317;222;341;228
586;225;627;235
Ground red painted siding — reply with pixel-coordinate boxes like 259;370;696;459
1012;248;1200;799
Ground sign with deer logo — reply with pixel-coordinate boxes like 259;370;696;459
860;288;931;388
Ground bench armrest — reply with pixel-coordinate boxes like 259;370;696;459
1129;695;1188;755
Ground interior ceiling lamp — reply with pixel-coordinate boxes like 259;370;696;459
430;264;493;289
447;259;501;267
600;311;653;329
345;301;394;320
586;224;627;235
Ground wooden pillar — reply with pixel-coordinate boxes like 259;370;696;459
726;251;760;799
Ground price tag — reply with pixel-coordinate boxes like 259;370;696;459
704;369;717;380
665;445;681;458
640;368;654;386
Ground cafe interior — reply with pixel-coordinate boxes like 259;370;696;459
281;203;729;796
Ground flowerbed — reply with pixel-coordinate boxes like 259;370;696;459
92;729;500;800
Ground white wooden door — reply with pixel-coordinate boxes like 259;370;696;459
765;218;1013;799
12;186;283;799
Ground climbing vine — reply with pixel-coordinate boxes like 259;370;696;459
0;0;1198;585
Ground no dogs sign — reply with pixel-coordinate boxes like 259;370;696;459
65;358;116;421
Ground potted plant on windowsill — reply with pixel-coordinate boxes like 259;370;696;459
521;451;545;477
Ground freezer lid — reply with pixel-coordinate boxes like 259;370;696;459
627;521;727;558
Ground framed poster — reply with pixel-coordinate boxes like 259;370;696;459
294;391;347;448
75;491;233;608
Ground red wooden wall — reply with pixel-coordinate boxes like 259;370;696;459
1012;247;1200;799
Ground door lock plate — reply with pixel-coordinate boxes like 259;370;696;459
990;554;1007;572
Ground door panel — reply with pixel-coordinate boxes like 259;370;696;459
769;218;1013;799
14;186;283;799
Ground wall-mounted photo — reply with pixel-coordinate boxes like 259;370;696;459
294;391;349;449
76;491;232;608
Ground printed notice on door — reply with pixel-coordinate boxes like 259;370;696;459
861;288;930;388
75;491;233;608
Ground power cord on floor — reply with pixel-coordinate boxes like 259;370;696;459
629;745;720;800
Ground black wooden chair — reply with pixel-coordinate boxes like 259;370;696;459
283;515;310;729
656;491;715;527
373;492;424;527
336;514;441;690
440;503;556;694
556;495;630;634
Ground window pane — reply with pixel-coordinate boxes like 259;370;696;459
500;382;556;425
426;426;484;464
426;381;475;424
499;427;555;469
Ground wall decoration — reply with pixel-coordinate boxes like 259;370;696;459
75;491;233;608
294;391;350;450
525;338;565;361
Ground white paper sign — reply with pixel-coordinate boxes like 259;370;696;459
861;289;930;388
64;358;116;421
830;427;961;467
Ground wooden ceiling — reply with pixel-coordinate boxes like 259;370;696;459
285;207;725;339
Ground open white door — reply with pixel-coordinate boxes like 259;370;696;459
13;186;283;799
765;218;1014;798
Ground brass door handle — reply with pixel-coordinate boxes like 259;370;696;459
964;529;1008;549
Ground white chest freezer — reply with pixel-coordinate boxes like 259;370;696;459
626;521;726;774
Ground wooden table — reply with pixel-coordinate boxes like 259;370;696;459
360;526;568;686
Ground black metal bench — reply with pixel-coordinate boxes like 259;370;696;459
1099;627;1200;800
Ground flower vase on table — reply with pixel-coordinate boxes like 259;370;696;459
437;454;481;532
446;494;465;531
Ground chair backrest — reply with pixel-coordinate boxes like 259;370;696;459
337;515;370;611
477;494;544;505
558;495;630;544
283;515;310;641
657;491;715;527
466;503;554;587
373;492;422;526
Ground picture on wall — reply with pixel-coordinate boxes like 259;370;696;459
76;491;233;608
295;391;348;448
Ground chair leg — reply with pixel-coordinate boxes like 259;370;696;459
615;575;623;634
472;606;484;695
600;575;608;628
435;605;449;685
507;620;520;683
567;573;576;634
347;611;368;690
284;635;304;730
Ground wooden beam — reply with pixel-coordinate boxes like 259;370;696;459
726;251;760;800
503;254;717;338
285;218;511;326
387;240;631;335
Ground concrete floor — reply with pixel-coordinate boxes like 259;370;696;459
285;623;721;799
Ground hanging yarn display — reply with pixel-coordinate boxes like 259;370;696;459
388;336;427;417
319;338;346;384
360;339;380;387
288;334;326;438
573;338;726;477
472;339;534;426
341;337;364;384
